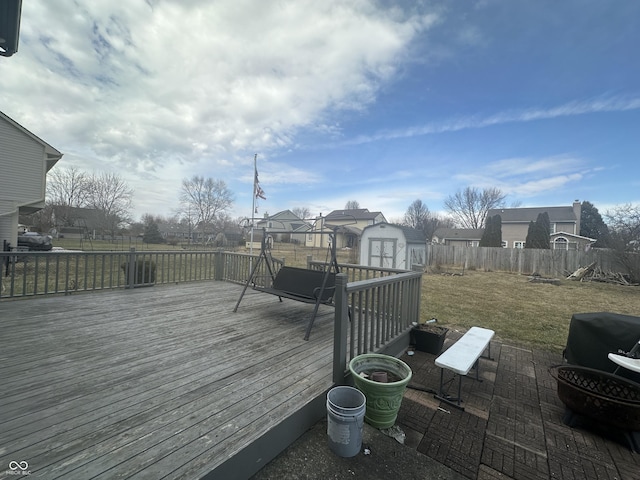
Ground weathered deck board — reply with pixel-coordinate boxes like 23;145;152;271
0;282;335;479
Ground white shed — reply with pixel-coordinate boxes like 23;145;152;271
360;223;427;270
1;111;62;251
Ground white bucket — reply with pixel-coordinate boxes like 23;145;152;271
326;386;366;457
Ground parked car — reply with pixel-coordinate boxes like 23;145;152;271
17;232;53;251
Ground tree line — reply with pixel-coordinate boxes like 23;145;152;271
23;167;238;244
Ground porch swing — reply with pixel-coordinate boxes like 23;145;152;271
233;228;341;340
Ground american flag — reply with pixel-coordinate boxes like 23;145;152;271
255;170;266;200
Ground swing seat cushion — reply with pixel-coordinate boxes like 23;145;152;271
263;266;336;303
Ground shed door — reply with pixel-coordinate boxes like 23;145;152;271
369;238;396;268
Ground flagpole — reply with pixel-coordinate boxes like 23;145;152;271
250;153;257;261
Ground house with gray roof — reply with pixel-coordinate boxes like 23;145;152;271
256;210;311;244
488;201;595;250
306;208;387;249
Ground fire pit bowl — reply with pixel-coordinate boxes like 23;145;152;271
551;365;640;432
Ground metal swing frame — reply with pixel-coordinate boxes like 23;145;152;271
233;227;341;340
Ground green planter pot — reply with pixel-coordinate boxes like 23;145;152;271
349;354;413;429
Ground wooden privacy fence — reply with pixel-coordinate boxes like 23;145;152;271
426;244;637;277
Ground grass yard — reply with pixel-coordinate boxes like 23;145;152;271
423;269;640;352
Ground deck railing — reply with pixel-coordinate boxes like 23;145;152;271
1;248;231;298
0;248;281;299
332;270;423;384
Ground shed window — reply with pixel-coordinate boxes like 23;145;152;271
553;237;569;250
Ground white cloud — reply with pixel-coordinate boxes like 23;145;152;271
345;94;640;145
453;154;595;199
484;155;583;178
1;1;436;174
0;1;441;220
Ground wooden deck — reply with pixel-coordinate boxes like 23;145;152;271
0;281;337;479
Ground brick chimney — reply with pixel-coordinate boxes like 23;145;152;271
573;200;581;235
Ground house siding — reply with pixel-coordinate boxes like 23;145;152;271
554;221;575;234
501;223;530;248
0;117;46;209
0;214;17;250
1;112;62;250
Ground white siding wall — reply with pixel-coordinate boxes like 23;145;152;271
0;117;47;249
1;117;46;209
0;214;18;250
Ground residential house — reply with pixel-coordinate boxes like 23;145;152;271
306;208;386;250
487;201;595;250
1;111;62;251
256;210;311;244
360;223;427;270
213;231;244;248
157;221;192;242
432;228;484;247
52;206;119;239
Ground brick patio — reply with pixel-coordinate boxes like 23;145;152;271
397;332;640;480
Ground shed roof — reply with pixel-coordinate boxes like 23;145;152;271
363;223;426;244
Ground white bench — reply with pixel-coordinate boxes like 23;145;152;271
434;326;495;410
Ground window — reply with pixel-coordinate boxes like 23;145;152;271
514;241;525;249
501;241;508;248
553;237;568;250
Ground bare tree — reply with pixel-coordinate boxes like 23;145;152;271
344;200;360;210
180;176;234;241
292;206;311;220
444;186;506;229
605;203;640;283
420;215;455;241
402;199;455;240
86;172;134;237
47;166;90;207
46;166;91;227
403;199;430;230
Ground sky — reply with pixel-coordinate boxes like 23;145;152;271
1;0;639;225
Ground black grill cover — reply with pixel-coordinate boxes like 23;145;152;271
564;312;640;380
